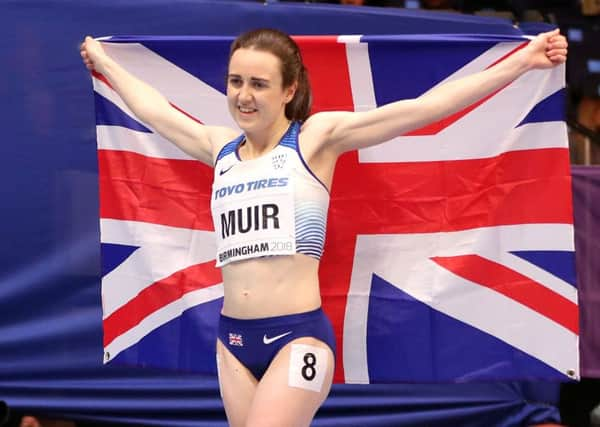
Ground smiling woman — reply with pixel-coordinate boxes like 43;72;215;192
80;26;568;427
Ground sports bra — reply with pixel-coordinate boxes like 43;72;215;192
211;122;329;267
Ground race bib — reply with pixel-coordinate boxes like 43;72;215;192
212;153;295;266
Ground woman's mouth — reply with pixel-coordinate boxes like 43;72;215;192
238;106;257;114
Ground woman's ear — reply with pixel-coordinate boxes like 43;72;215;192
285;81;298;104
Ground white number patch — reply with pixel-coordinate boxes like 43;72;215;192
288;344;328;392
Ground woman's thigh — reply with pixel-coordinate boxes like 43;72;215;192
245;337;335;427
216;339;258;427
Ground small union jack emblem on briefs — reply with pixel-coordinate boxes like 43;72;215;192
228;333;243;347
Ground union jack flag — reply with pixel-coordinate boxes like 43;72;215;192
93;34;578;383
228;333;243;347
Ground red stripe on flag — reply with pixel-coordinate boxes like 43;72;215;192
295;36;355;115
297;36;354;382
93;71;204;124
92;70;113;89
487;42;529;68
170;103;204;124
331;148;573;235
431;254;578;334
98;150;214;230
103;260;222;347
404;42;528;136
404;89;502;136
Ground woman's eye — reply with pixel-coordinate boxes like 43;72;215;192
253;81;267;89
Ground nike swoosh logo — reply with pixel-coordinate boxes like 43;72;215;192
219;165;235;176
263;331;292;345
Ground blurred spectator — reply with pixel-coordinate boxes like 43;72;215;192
592;403;600;427
1;402;8;427
582;0;600;15
19;416;75;427
570;96;600;164
561;378;600;427
422;0;454;9
1;410;77;427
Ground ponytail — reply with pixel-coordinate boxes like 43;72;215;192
285;64;312;122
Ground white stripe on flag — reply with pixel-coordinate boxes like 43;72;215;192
340;35;377;112
98;42;237;129
443;227;576;303
101;219;217;317
437;64;565;138
337;35;363;44
343;224;578;383
96;125;196;160
93;78;144;126
341;37;567;163
104;283;224;363
358;120;568;162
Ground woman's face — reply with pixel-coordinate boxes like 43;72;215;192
227;48;295;134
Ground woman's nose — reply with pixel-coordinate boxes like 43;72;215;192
238;84;253;102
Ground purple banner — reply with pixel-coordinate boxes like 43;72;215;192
573;166;600;377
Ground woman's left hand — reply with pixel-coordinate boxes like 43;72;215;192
524;29;568;70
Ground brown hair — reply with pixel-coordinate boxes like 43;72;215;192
229;28;312;122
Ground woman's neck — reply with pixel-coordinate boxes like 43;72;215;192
241;117;291;160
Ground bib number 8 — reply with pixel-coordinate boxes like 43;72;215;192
301;352;317;381
289;343;327;392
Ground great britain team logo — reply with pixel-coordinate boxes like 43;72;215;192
228;333;243;347
271;153;287;170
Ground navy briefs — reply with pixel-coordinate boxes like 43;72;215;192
218;307;336;380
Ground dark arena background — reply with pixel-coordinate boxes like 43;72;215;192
1;1;599;426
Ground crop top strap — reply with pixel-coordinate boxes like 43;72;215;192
215;134;244;164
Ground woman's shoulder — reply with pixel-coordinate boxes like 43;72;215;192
300;111;348;136
297;112;349;169
209;126;243;163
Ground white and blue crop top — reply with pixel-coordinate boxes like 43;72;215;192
211;122;329;267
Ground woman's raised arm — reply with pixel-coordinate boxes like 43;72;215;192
80;36;236;166
307;29;568;156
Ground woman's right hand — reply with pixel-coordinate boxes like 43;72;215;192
77;34;229;166
80;36;108;74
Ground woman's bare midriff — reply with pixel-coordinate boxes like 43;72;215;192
220;253;322;319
